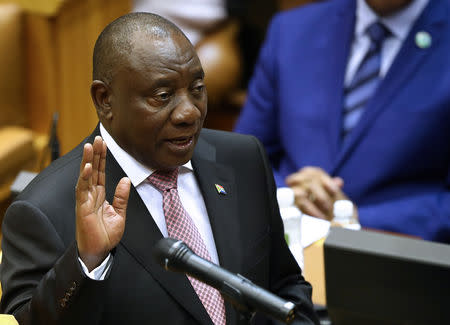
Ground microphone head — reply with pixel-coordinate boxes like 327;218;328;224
153;238;192;271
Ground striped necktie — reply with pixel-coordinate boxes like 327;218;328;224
342;21;389;137
148;168;226;325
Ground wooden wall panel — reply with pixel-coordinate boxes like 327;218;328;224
25;0;131;155
0;4;25;127
25;14;57;134
0;0;65;16
55;0;131;154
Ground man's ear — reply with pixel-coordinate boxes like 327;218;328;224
91;80;113;121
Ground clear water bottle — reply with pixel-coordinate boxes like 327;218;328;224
332;200;361;230
277;187;304;270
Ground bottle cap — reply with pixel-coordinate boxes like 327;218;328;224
333;200;354;220
277;187;295;208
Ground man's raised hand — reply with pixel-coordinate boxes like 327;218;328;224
75;136;131;271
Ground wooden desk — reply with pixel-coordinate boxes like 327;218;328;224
303;237;327;306
302;229;422;307
0;315;18;325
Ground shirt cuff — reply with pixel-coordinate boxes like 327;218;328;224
78;253;113;281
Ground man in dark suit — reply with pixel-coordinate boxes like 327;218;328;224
235;0;450;242
0;12;318;325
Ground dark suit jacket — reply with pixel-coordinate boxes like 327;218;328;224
235;0;450;242
0;127;318;325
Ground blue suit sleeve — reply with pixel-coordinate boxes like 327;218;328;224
359;187;450;243
234;14;285;184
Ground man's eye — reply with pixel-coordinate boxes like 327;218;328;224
193;85;205;93
156;92;170;100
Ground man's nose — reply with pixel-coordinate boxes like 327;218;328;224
171;95;201;125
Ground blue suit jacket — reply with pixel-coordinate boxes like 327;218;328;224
234;0;450;243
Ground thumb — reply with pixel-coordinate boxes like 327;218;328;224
332;177;344;188
112;177;131;218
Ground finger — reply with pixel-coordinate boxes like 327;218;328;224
292;185;329;219
286;166;323;186
98;140;107;186
285;170;309;186
296;197;329;220
332;176;344;188
76;162;92;204
321;174;342;196
308;182;333;215
112;177;131;218
91;136;103;185
80;143;93;175
334;190;350;201
292;185;308;202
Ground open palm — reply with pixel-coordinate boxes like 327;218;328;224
75;136;131;271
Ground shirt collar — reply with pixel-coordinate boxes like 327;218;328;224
99;123;193;188
356;0;429;41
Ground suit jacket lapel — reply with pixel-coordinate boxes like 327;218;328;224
96;126;213;325
298;0;355;168
325;0;357;161
192;135;241;325
332;0;446;174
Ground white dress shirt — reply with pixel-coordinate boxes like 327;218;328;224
80;124;220;279
345;0;429;85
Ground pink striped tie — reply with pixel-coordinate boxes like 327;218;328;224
148;168;226;325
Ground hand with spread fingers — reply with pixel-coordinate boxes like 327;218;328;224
75;136;131;271
285;166;353;220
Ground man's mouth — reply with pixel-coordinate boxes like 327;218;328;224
170;137;192;145
166;136;194;150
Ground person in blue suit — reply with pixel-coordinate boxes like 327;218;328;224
234;0;450;243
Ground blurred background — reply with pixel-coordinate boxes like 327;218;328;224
0;0;317;221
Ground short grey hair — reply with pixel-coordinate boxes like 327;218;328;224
92;12;187;83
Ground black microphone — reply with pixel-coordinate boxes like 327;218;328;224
49;112;60;162
153;238;296;324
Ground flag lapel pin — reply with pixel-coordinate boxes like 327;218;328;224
215;184;227;195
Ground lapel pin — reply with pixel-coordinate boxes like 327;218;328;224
415;31;431;49
215;184;227;195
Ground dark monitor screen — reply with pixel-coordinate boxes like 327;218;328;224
324;228;450;325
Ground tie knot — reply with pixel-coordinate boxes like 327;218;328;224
367;22;389;45
148;168;179;192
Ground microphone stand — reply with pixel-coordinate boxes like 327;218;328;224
237;309;255;324
221;274;294;324
221;279;255;323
